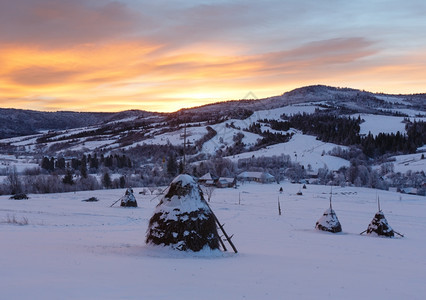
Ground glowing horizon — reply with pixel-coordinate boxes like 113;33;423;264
1;0;426;113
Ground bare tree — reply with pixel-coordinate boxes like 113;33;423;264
148;186;157;195
203;185;215;202
6;166;22;195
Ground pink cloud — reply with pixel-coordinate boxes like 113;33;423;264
0;0;140;47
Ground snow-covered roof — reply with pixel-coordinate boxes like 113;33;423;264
199;173;213;180
218;177;235;184
237;171;274;179
400;187;418;194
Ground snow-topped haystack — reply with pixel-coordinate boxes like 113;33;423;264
315;207;342;233
366;211;394;237
145;174;220;252
120;188;138;207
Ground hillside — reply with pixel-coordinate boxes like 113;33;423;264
1;85;425;154
1;85;425;140
0;108;159;139
0;85;425;195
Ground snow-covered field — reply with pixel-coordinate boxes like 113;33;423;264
1;182;425;299
357;114;426;136
358;114;407;136
0;154;39;174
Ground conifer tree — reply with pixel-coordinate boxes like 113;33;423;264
62;169;74;185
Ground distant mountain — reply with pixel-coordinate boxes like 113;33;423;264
0;85;424;142
177;85;426;117
0;108;158;139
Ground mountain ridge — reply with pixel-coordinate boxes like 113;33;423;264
1;85;425;139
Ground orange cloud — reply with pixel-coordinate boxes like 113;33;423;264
0;36;425;112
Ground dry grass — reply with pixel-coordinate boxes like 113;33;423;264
2;214;29;226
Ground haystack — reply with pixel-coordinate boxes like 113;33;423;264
315;193;342;233
146;174;220;252
315;207;342;233
120;188;138;207
361;197;403;237
365;211;394;237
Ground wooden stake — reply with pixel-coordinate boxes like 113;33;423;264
203;198;238;253
394;230;404;237
183;120;187;170
278;197;282;216
213;212;238;253
217;234;227;251
378;195;381;212
110;197;122;207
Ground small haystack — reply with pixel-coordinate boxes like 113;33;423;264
315;192;342;233
146;174;220;252
361;197;403;237
365;211;394;237
82;197;99;202
120;188;137;207
9;193;29;200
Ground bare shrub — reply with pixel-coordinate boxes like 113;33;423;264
2;214;29;226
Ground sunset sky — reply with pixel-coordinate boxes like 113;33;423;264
1;0;426;112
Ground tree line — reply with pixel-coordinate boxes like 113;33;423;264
40;153;132;174
276;112;425;158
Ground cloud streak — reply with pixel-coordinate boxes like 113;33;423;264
0;0;140;47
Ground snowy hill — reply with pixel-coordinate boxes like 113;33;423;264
2;88;424;157
226;133;350;172
0;85;425;194
0;108;160;139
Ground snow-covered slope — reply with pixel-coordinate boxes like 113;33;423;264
389;152;426;173
0;85;424;177
1;183;425;299
357;114;426;136
227;133;350;172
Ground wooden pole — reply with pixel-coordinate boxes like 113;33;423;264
217;234;228;251
278;197;282;216
183;121;187;171
378;196;381;212
203;192;238;253
394;230;404;237
110;197;122;207
213;213;238;253
359;229;367;235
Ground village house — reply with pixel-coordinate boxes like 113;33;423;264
198;173;216;186
198;173;236;188
237;171;275;184
216;177;236;188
